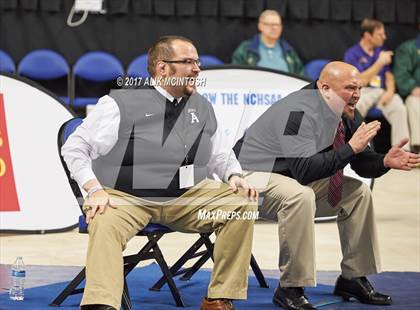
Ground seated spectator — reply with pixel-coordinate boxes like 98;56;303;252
61;36;258;310
232;10;304;76
344;18;410;149
394;31;420;154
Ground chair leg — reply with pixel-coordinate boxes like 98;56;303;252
146;231;267;309
49;268;86;307
123;233;165;277
121;278;132;310
152;239;185;307
179;250;212;281
179;233;213;281
250;254;269;288
150;234;207;291
179;233;269;289
201;233;214;262
119;233;166;309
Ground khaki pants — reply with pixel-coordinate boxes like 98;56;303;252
357;87;410;148
405;95;420;146
244;171;381;287
81;179;257;309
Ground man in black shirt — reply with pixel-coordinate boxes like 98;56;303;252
235;61;420;309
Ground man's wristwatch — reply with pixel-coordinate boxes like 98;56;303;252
87;185;103;197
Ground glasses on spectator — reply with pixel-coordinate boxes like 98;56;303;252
163;58;201;67
260;22;282;28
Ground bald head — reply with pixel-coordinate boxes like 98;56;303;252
317;61;362;119
319;61;359;84
259;10;281;22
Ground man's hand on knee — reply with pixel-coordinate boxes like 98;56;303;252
228;175;258;202
84;190;117;224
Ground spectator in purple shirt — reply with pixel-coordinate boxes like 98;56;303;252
344;18;410;150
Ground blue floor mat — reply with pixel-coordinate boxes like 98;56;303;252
0;264;418;309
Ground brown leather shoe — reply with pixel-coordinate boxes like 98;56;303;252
200;297;236;310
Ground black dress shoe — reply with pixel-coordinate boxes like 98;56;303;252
273;285;316;309
333;275;392;305
80;305;116;310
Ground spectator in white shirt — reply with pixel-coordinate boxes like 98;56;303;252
62;36;257;310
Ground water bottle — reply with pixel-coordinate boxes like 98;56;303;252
9;256;25;301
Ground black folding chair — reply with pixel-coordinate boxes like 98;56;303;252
50;118;268;309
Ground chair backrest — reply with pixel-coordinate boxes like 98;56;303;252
73;51;124;82
18;49;69;79
304;59;330;81
73;51;124;108
127;54;149;78
200;55;224;67
58;118;84;210
0;49;16;73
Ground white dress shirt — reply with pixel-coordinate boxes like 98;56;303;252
61;86;242;189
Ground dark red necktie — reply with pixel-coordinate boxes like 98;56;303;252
328;121;345;208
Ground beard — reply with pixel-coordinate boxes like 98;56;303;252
183;79;197;96
168;65;197;96
342;106;356;120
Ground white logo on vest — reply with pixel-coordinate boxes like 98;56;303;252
190;112;199;124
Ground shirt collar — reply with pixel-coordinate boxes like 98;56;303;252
152;78;183;104
259;34;279;50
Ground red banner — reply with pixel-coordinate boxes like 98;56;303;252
0;93;20;212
